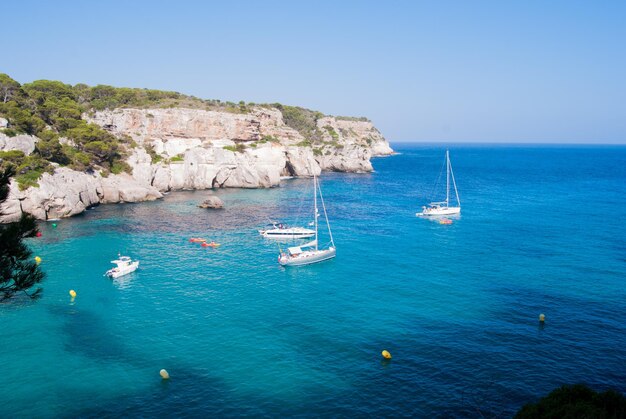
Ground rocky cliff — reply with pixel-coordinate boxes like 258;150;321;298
1;106;392;222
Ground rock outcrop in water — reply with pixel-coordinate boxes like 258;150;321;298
198;195;224;209
1;106;392;222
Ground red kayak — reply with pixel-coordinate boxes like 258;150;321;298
201;242;221;248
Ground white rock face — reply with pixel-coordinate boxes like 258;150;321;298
86;107;392;179
0;118;8;128
0;132;38;155
0;168;162;222
2;106;392;221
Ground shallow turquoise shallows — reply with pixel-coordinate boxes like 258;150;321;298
2;144;625;417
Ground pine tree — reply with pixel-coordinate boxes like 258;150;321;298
0;167;45;300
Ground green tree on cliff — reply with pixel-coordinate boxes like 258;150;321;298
0;73;21;103
0;167;45;301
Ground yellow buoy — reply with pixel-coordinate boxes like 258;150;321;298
382;350;392;359
160;369;170;379
69;290;77;298
34;256;42;264
539;313;546;322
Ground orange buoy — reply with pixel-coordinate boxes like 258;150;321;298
382;350;392;359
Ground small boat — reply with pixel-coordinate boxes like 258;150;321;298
105;255;139;279
201;241;221;248
417;150;461;217
259;223;315;239
278;175;336;267
189;238;207;243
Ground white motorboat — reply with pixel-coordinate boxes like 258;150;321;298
259;222;316;239
417;150;461;217
105;255;139;279
278;175;336;267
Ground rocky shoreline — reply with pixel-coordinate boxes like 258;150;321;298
1;107;392;222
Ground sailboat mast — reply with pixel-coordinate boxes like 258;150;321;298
317;176;334;247
446;150;450;207
313;175;318;251
449;154;461;207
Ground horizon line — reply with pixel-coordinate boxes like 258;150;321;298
389;140;626;146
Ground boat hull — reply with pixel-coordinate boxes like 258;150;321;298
279;248;336;267
106;262;139;279
416;207;461;217
260;228;315;239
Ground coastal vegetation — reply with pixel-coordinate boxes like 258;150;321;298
169;154;185;163
515;384;626;418
0;150;54;190
223;143;247;153
0;74;131;187
335;115;370;122
0;167;45;300
270;103;324;144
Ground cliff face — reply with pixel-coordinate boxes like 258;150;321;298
86;107;392;176
1;106;392;222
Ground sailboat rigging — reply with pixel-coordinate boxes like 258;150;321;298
278;175;336;266
416;150;461;217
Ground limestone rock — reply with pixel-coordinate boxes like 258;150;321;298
100;174;162;204
0;181;23;223
1;168;163;222
0;132;38;155
85;107;393;178
316;143;374;173
198;195;224;209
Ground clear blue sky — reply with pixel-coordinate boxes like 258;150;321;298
2;0;625;143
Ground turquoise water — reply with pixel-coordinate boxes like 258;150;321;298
2;144;625;417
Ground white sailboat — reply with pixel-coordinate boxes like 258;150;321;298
278;175;336;266
259;222;315;239
416;150;461;217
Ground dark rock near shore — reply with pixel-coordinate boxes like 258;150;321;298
198;196;224;209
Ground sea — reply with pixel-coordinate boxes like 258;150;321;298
2;143;625;417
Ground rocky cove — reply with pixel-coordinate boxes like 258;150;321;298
0;107;393;222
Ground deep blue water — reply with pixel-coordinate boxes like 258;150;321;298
2;144;625;417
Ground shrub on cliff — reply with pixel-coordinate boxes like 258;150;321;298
0;167;45;301
223;143;247;153
273;104;324;144
0;151;53;190
0;100;46;135
323;125;339;140
335;115;370;122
